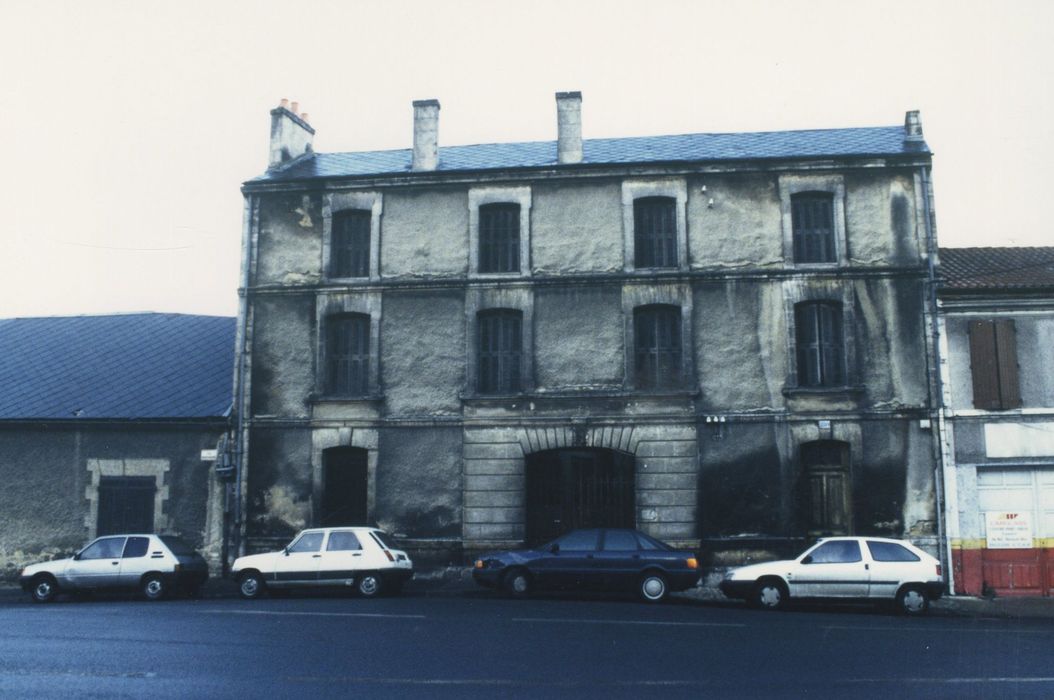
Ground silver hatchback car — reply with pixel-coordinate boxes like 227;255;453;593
19;534;209;603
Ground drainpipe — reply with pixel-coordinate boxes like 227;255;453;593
919;164;953;593
231;192;256;564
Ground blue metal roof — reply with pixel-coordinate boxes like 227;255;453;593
0;313;235;420
251;125;929;183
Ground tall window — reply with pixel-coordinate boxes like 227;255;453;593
477;309;522;394
331;210;371;278
326;314;370;396
479;203;520;273
801;441;851;536
795;302;845;387
634;305;682;389
633;197;677;268
792;192;835;263
968;319;1021;410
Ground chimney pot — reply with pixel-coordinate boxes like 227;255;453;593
556;91;583;164
412;99;441;171
290;101;299;115
268;99;315;170
300;113;309;124
904;110;924;141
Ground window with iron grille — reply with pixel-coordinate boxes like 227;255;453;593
633;197;678;268
791;192;836;263
326;314;370;396
795;301;845;387
968;319;1021;410
477;309;522;394
634;305;682;389
331;209;371;278
479;203;520;273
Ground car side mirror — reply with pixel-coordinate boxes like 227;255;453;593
283;547;290;556
73;552;82;561
801;555;813;565
549;543;560;554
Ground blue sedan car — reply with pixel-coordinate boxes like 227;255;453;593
472;528;699;602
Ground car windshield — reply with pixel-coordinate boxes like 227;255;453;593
160;536;196;556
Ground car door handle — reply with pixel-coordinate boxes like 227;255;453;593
352;553;362;557
864;564;870;570
312;554;321;558
111;561;119;566
632;555;640;559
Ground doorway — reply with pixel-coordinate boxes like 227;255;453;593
321;447;368;526
525;448;635;545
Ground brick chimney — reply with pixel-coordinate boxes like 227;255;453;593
268;98;315;171
412;99;441;171
556;91;583;164
904;110;924;142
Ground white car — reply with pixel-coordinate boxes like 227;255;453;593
231;527;414;599
19;534;209;603
719;536;944;615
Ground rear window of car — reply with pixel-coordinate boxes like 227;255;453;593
160;536;196;556
370;530;397;549
636;533;672;551
123;536;150;558
602;530;639;552
556;530;599;551
867;541;921;562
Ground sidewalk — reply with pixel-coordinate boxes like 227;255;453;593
4;568;1054;619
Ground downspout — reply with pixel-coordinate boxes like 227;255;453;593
231;191;257;563
919;164;953;593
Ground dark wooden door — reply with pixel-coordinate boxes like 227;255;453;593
97;477;155;535
321;447;368;526
525;449;635;545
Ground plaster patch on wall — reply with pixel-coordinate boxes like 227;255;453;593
254;485;309;532
985;422;1054;458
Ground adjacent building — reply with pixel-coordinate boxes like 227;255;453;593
234;94;943;567
938;247;1054;596
0;313;235;579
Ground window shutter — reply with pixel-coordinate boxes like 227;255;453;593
968;320;1000;409
994;319;1022;409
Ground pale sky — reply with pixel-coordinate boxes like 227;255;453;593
1;0;1051;319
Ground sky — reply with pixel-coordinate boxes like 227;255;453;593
1;0;1051;319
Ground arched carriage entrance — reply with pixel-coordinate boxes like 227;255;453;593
525;448;635;545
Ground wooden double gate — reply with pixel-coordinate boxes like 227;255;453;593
525;448;635;545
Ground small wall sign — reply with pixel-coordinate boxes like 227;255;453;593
984;511;1033;549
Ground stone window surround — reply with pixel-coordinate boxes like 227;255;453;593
322;191;383;282
310;427;378;527
469;186;532;278
782;281;858;391
85;459;169;539
621;282;695;391
464;287;534;396
779;174;848;268
621;178;689;272
316;291;383;399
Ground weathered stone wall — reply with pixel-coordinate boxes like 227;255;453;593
246;427;313;541
0;424;222;581
381;188;468;278
250;295;314;417
534;286;623;390
531;181;623;273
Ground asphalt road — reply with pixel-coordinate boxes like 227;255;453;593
3;588;1053;699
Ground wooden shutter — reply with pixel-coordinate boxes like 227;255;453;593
994;319;1022;409
969;320;1000;409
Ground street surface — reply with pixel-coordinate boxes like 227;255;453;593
2;588;1053;698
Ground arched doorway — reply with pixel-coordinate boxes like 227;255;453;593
321;446;368;526
525;448;635;545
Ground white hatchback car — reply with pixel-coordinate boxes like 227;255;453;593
19;534;209;603
232;527;414;599
719;536;944;614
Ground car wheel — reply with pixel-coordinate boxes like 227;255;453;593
639;572;668;603
504;568;531;598
896;585;929;615
752;579;787;610
238;572;265;600
31;575;59;603
141;574;166;602
357;573;383;598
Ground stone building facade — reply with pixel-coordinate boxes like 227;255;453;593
938;247;1054;596
234;94;942;566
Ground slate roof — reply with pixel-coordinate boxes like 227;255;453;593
0;313;235;420
940;247;1054;292
252;125;928;183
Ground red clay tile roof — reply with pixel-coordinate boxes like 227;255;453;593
939;247;1054;292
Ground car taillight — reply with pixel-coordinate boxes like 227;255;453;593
474;560;484;569
686;557;698;569
174;563;182;572
383;549;395;562
936;564;942;577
